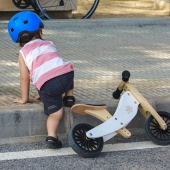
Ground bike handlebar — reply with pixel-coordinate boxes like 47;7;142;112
122;70;130;82
112;70;130;99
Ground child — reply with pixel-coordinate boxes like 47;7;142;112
8;11;75;149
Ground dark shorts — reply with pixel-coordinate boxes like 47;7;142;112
38;71;74;115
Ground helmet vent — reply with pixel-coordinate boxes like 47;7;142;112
11;28;14;32
24;20;28;24
14;17;18;21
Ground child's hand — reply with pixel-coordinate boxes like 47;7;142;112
13;98;27;104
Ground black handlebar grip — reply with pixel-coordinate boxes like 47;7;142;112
122;70;130;82
112;70;130;99
112;88;123;99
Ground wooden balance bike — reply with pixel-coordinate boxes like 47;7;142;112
69;70;170;158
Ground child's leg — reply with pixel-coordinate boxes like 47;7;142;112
46;108;63;149
46;108;63;138
65;89;74;97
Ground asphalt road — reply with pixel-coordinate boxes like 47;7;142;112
1;143;170;170
0;134;170;170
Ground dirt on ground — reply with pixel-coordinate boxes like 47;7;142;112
72;0;170;19
0;0;169;20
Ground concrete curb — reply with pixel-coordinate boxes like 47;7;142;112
1;17;170;28
0;96;168;138
45;18;170;27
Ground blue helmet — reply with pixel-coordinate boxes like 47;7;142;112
8;11;44;42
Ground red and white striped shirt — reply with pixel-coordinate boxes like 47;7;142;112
20;39;74;90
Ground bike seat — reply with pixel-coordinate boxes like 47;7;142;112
71;104;107;115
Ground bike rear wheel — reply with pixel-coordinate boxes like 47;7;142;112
34;0;100;19
145;111;170;145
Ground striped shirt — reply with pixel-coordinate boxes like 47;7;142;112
20;39;74;90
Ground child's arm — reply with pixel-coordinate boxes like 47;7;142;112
13;53;30;104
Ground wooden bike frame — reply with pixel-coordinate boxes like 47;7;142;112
71;80;167;140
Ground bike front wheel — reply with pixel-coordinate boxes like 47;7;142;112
69;123;104;158
34;0;100;19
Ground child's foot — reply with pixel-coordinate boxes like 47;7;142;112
63;96;75;107
46;136;62;149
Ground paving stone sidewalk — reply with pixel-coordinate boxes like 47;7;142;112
1;18;170;110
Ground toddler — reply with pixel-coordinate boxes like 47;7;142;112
8;11;75;149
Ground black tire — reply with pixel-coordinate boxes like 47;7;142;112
12;0;31;9
69;123;104;158
33;0;100;19
145;111;170;145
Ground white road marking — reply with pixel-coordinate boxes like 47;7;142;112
0;141;169;161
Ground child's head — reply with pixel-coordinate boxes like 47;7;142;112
8;11;44;47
